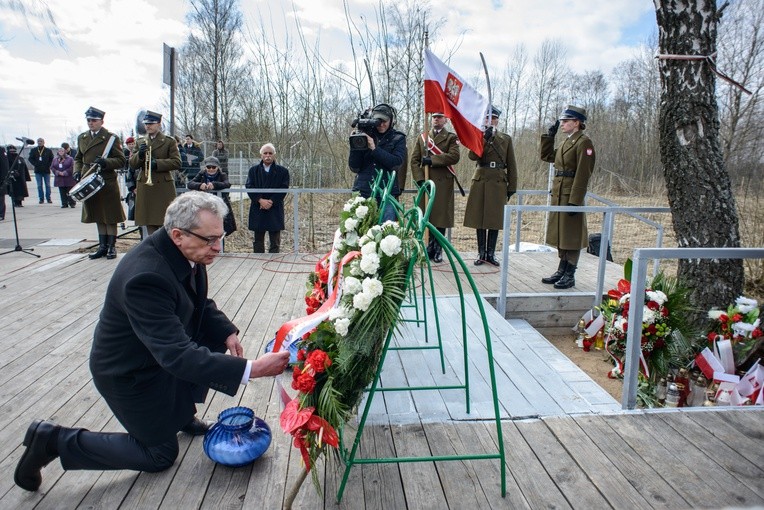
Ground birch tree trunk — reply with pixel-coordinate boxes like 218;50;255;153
654;0;744;314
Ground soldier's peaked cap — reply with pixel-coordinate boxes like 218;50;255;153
559;105;587;122
85;106;105;119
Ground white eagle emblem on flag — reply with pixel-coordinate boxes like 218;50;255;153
444;73;463;105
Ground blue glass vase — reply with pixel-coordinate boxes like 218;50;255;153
203;406;272;467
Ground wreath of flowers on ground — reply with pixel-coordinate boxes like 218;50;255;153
281;194;419;488
706;296;762;367
597;270;695;401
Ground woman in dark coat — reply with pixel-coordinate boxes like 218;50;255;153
7;145;31;207
187;156;237;235
246;143;289;253
51;147;76;208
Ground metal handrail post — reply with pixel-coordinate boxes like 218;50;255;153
514;193;522;253
593;210;614;310
622;252;649;409
498;204;512;317
292;190;299;254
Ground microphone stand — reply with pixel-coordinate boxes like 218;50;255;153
1;143;40;258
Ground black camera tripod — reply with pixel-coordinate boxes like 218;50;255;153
1;147;40;258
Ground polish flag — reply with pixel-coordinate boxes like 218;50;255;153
695;347;724;379
424;49;489;156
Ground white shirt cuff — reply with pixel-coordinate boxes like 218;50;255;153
241;360;252;385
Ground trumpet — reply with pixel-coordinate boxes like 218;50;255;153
144;141;154;186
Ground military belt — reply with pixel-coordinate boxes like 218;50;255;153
555;170;575;177
481;162;507;169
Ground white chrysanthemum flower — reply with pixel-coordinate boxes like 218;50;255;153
361;242;377;256
343;202;353;212
381;220;397;228
613;317;627;333
354;196;366;204
369;225;382;236
350;260;363;276
344;276;363;295
379;235;402;256
362;277;383;298
619;293;630;305
735;296;758;314
355;205;369;219
708;309;725;320
353;292;373;311
334;317;351;336
344;217;358;232
642;307;657;324
360;253;380;274
732;321;756;336
346;231;359;247
646;290;667;306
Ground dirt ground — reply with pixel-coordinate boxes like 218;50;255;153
545;333;623;401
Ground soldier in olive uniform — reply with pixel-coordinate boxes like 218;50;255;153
129;111;182;235
75;107;127;260
410;112;461;263
463;106;518;267
539;105;595;289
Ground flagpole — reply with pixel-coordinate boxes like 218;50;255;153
423;26;430;244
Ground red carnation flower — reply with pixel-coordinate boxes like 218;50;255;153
297;349;307;361
752;328;763;339
306;350;332;373
293;373;316;393
646;301;659;311
720;314;729;323
732;313;743;323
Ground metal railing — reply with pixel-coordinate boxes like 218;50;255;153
622;247;764;409
497;203;672;315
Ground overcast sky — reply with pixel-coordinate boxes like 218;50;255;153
0;0;655;148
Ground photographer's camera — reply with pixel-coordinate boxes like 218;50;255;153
349;110;380;151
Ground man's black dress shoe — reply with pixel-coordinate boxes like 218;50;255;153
180;417;214;436
14;420;60;491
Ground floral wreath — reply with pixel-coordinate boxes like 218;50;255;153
277;194;419;489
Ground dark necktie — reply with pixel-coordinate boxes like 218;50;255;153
190;265;198;294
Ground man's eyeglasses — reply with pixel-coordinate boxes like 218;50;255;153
180;228;225;246
205;165;218;169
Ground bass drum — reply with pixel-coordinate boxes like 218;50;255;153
69;172;105;202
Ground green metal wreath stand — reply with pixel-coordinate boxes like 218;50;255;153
334;172;507;501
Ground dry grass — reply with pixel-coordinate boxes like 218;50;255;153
222;190;762;300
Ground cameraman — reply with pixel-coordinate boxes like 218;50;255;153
348;103;406;222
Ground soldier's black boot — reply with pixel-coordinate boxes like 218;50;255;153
426;237;437;260
432;227;445;263
484;229;500;267
106;235;117;260
474;229;486;266
541;259;568;284
88;235;108;260
554;264;577;289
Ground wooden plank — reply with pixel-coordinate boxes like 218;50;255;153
358;424;407;510
604;413;757;508
544;416;653;508
573;414;689;508
653;411;764;496
641;413;764;506
498;420;571;509
390;422;449;509
684;409;764;468
515;419;609;508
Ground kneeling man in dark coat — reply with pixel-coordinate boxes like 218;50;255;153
14;192;290;492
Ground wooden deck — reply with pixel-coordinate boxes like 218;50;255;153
0;252;762;509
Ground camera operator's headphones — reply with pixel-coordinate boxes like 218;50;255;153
371;103;397;128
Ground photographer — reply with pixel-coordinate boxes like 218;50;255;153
348;103;406;222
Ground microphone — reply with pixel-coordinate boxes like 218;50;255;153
15;137;34;145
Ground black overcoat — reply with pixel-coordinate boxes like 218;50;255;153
246;161;289;231
89;228;246;446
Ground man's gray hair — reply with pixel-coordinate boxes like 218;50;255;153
260;143;276;155
163;191;227;232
